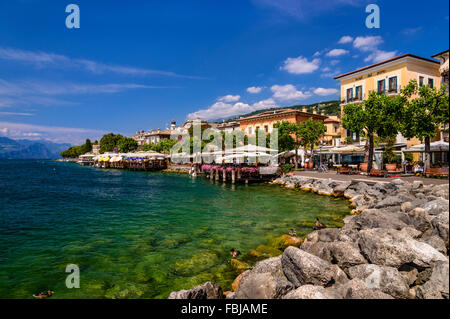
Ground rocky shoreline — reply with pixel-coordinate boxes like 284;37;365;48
168;175;449;299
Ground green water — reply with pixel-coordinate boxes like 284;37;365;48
0;160;350;298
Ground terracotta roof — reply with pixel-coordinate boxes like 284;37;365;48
324;118;340;123
334;53;440;80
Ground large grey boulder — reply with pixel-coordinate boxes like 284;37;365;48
406;208;432;233
347;264;411;299
302;241;367;271
332;279;394;299
416;261;449;299
301;228;341;250
431;211;449;242
358;228;447;269
282;285;342;299
375;195;408;209
168;281;223;299
343;209;409;231
281;246;348;288
332;181;352;196
249;256;285;279
422;235;447;255
421;198;449;215
234;272;294;299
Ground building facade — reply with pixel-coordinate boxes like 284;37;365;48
323;115;342;146
238;108;327;136
334;53;441;146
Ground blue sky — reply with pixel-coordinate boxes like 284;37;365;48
0;0;448;144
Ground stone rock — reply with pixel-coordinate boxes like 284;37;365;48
415;268;433;285
232;271;248;292
281;246;348;288
422;235;447;255
270;235;302;250
407;208;432;233
302;241;367;271
431;212;449;242
249;256;285;279
421;198;449;215
358;228;447;269
400;267;419;286
343;209;409;231
347;264;411;299
332;279;394;299
168;281;224;299
332;181;352;196
226;292;235;299
302;228;341;246
416;261;449;299
234;272;294;299
401;202;414;213
375;196;406;209
282;285;342;299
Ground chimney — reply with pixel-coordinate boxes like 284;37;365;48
302;106;307;112
313;107;317;114
321;111;325;116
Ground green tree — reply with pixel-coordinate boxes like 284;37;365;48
99;133;123;153
60;139;93;158
117;137;138;153
342;91;404;172
273;121;302;169
298;118;326;165
400;79;449;170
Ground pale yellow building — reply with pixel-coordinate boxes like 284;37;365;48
334;53;441;147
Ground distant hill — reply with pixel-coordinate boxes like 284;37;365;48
228;100;340;121
0;137;71;159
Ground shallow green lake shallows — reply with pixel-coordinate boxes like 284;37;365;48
0;160;350;298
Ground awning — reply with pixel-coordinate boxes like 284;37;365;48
403;141;449;153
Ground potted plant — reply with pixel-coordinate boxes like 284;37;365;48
359;162;368;172
383;137;397;171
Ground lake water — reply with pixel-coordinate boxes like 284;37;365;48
0;160;350;298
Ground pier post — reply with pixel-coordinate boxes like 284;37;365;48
231;168;235;184
210;168;213;180
222;168;226;182
215;168;219;181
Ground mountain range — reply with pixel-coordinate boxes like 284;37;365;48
0;137;71;159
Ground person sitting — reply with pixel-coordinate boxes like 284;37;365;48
313;218;326;230
33;290;53;299
230;249;241;259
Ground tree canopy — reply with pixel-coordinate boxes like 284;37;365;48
60;139;93;158
99;133;124;154
117;137;138;153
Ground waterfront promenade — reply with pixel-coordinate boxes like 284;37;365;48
292;170;449;185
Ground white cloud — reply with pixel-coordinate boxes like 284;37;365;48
353;36;383;52
271;84;311;101
0;121;105;144
313;51;322;57
0;112;34;116
364;50;398;63
247;86;263;94
330;60;340;66
280;56;320;74
0;47;202;79
326;49;349;57
338;36;353;44
187;98;279;121
313;88;339;96
218;95;240;102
